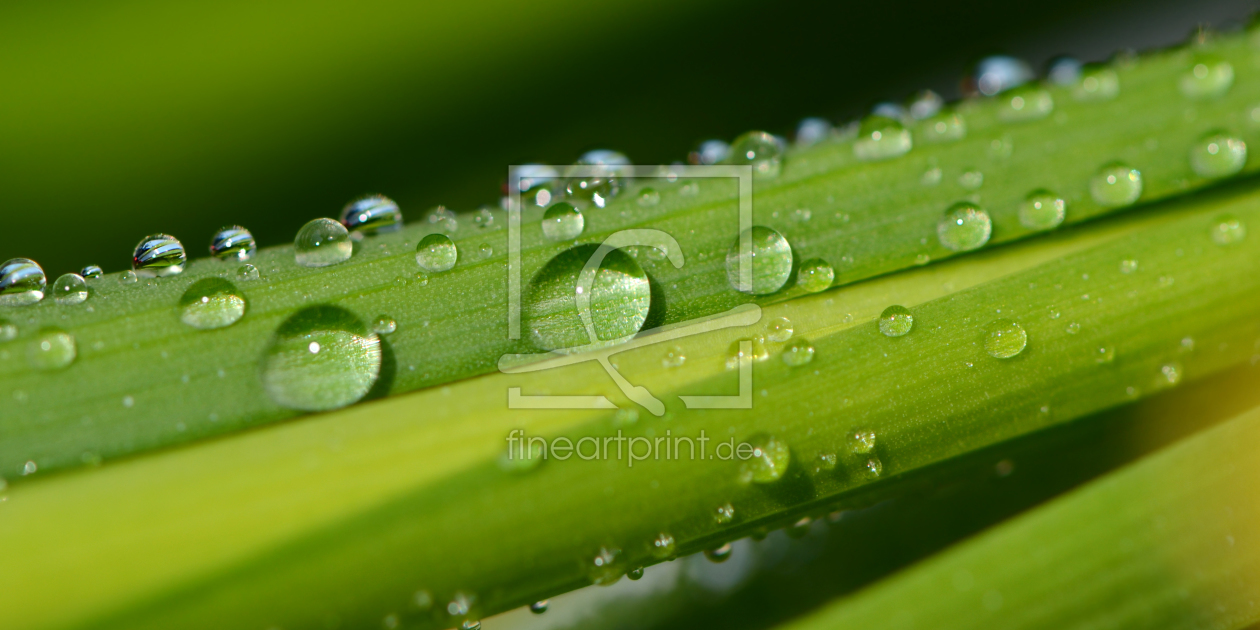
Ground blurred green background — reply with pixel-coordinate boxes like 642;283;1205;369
0;0;1250;276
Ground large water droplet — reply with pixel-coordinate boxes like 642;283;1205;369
1073;66;1119;101
52;273;88;305
918;111;966;143
973;56;1033;96
1210;214;1246;244
27;329;76;371
983;319;1027;358
1190;133;1247;179
1180;57;1233;99
179;278;246;330
853;116;912;161
415;233;458;273
340;195;402;237
294;219;352;267
879;305;914;337
209;226;257;261
728;131;785;176
999;86;1054;122
1018;190;1066;231
725;226;793;295
260;305;382;411
133;234;187;277
781;338;815;366
0;258;47;306
796;258;834;293
766;316;794;342
541;202;585;241
80;265;103;279
522;245;651;352
739;433;790;483
1089;164;1142;207
937;202;992;252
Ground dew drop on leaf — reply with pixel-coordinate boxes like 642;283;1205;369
294;219;352;268
937;202;992;252
983;319;1028;359
415;233;459;273
79;265;103;279
133;234;187;277
725;226;793;295
179;278;246;330
529;601;549;614
1089;164;1143;207
739;433;790;483
781;338;815;366
1179;57;1233;99
26;329;76;371
728;131;785;176
1190;133;1247;179
340;195;402;238
879;305;914;337
766;316;794;342
1019;190;1066;231
853;116;912;161
1210;214;1246;244
796;258;834;293
523;245;651;352
260;305;382;411
0;258;47;306
704;543;733;563
209;225;257;261
849;430;877;454
52;273;88;305
541;202;584;241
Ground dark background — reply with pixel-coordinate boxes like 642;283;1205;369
0;0;1253;276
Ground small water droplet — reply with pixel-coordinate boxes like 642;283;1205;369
909;90;944;120
879;305;914;337
1160;361;1183;386
52;273;89;305
339;195;402;238
529;601;549;614
294;219;352;267
713;502;735;524
1066;322;1081;334
958;170;984;189
372;316;397;335
427;206;459;232
919;111;966;143
812;451;837;474
704;543;733;563
766;317;794;342
415;233;459;272
26;329;76;370
1048;56;1082;85
1190;133;1247;179
0;258;47;306
626;567;645;580
79;265;103;279
178;278;246;330
915;253;931;265
209;225;257;261
651;532;677;559
0;319;16;341
119;270;138;285
1180;57;1233;99
794;117;832;146
937;202;992;252
781;338;815;366
690;139;731;165
728;131;785;176
983;319;1027;359
22;460;37;476
260;306;382;411
537;202;586;244
1073;66;1120;101
921;166;943;186
1019;190;1066;231
662;345;686;368
460;621;481;630
1210;214;1246;244
589;546;623;585
850;430;877;454
725;226;793;295
739;433;790;483
999;86;1054;122
637;187;661;207
1094;345;1116;364
853;116;912;161
133;234;186;277
864;456;884;478
725;337;768;369
477;243;493;259
1119;259;1139;274
973;56;1033;96
1089;164;1143;207
237;264;260;281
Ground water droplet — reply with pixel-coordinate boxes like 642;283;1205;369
725;226;793;295
864;457;884;478
728;131;785;176
460;621;481;630
766;316;794;342
849;430;877;454
704;544;733;563
983;319;1027;359
1119;259;1139;274
237;264;260;281
294;219;352;267
447;592;475;617
119;270;138;285
1073;66;1120;101
690;139;731;165
921;167;943;185
566;150;630;207
662;345;686;368
937;202;992;252
1160;361;1183;386
909;90;944;120
1180;57;1233;99
1094;345;1116;364
0;319;16;341
541;202;585;242
339;195;402;238
209;225;257;261
958;170;984;189
179;279;247;331
415;233;459;273
372;316;397;335
1210;214;1246;244
879;305;914;337
915;253;931;265
637;187;661;207
80;265;103;279
725;337;768;369
713;502;735;524
52;273;88;305
918;111;966;143
1066;322;1081;334
530;601;549;614
427;206;459;232
1089;164;1142;207
26;329;76;370
260;306;382;411
523;245;651;352
739;433;790;483
781;338;815;366
999;86;1054;122
1018;190;1066;231
812;451;837;474
1048;56;1082;85
132;234;186;277
973;56;1033;96
0;258;47;306
477;243;493;259
794;117;832;147
627;567;645;580
651;532;678;559
1190;133;1247;179
853;116;912;161
589;546;623;585
22;460;37;476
